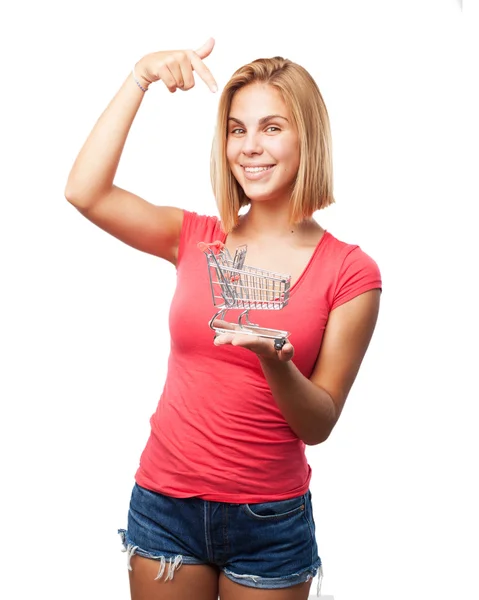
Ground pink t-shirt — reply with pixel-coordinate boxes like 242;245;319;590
135;210;382;502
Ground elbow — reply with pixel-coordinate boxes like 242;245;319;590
64;172;106;209
64;172;80;205
304;390;339;445
303;420;336;446
64;188;79;207
64;181;83;208
304;432;330;447
64;182;89;210
64;184;101;212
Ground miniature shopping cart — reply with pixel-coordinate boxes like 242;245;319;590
198;241;291;350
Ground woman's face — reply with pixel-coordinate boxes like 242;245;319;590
226;83;300;205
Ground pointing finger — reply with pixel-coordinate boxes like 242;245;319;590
189;51;218;93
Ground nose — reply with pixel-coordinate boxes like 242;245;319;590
241;131;263;157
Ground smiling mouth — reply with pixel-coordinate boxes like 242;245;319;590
242;165;275;173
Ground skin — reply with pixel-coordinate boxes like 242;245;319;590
65;38;380;600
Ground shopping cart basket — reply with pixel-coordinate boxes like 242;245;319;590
198;241;291;350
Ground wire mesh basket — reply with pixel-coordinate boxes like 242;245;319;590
198;241;291;350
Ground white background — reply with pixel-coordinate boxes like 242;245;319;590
1;1;478;599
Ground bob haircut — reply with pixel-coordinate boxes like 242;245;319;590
211;56;335;233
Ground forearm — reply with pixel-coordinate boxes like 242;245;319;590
65;63;148;207
259;357;336;446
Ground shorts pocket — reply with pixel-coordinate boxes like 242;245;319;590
242;494;306;520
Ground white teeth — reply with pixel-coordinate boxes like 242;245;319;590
244;166;273;173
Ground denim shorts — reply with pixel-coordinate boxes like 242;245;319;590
118;483;322;592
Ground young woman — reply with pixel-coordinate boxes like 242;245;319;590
65;37;381;600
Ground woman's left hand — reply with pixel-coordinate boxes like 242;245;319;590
213;324;294;362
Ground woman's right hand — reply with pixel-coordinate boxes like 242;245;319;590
135;38;218;93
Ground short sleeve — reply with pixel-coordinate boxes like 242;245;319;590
177;210;223;268
331;246;382;311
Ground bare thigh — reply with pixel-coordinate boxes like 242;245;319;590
128;555;220;600
218;573;313;600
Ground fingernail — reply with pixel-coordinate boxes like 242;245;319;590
211;84;218;93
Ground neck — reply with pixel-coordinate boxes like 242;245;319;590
235;200;318;241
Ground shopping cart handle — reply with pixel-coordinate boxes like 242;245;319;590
197;241;225;253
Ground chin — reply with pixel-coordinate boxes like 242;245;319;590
243;190;275;203
242;184;288;204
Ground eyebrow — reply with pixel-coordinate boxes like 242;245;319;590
228;115;289;126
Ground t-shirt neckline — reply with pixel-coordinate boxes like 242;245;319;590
218;224;330;298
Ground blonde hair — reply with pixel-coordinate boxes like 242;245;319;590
211;56;335;233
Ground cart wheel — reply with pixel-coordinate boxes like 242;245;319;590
274;338;287;351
